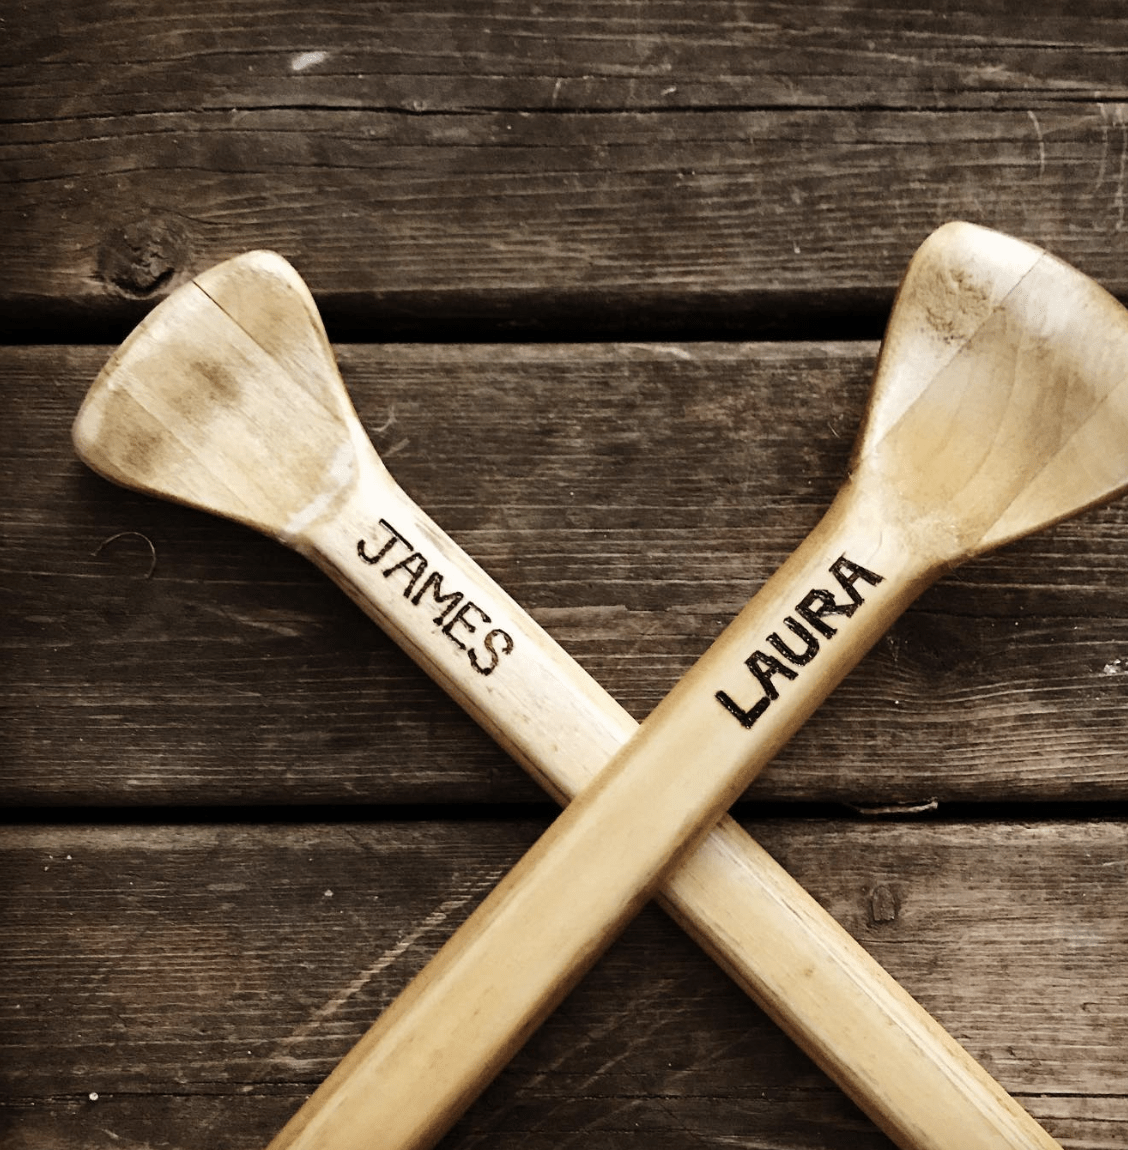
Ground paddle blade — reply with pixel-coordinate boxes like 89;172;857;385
72;251;373;541
854;222;1128;557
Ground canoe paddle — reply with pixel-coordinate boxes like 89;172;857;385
73;223;1128;1149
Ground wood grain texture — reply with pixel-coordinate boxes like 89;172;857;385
7;1;1128;117
237;222;1128;1150
3;343;1126;808
5;7;1126;1147
1;819;1124;1148
4;2;1128;337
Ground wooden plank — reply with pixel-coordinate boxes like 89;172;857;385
1;819;1124;1147
7;1;1128;118
6;107;1127;339
4;3;1128;335
3;343;1126;807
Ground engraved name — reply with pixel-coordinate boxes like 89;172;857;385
716;555;884;728
358;519;515;676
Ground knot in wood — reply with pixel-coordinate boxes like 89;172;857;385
99;215;191;297
868;883;900;926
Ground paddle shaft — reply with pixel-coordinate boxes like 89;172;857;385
269;450;1053;1150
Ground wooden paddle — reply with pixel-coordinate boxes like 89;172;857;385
72;222;1127;1149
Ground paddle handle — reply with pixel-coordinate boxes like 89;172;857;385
268;461;1058;1150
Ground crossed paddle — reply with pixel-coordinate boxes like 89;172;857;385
72;223;1128;1149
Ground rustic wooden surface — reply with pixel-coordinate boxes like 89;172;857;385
2;3;1127;1148
3;819;1126;1148
5;344;1127;809
5;1;1128;342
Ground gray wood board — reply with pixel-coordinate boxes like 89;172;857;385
3;343;1125;808
4;3;1128;336
2;818;1125;1147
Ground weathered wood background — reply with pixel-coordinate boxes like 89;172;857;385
2;3;1126;1147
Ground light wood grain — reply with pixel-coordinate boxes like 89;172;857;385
2;820;1124;1148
